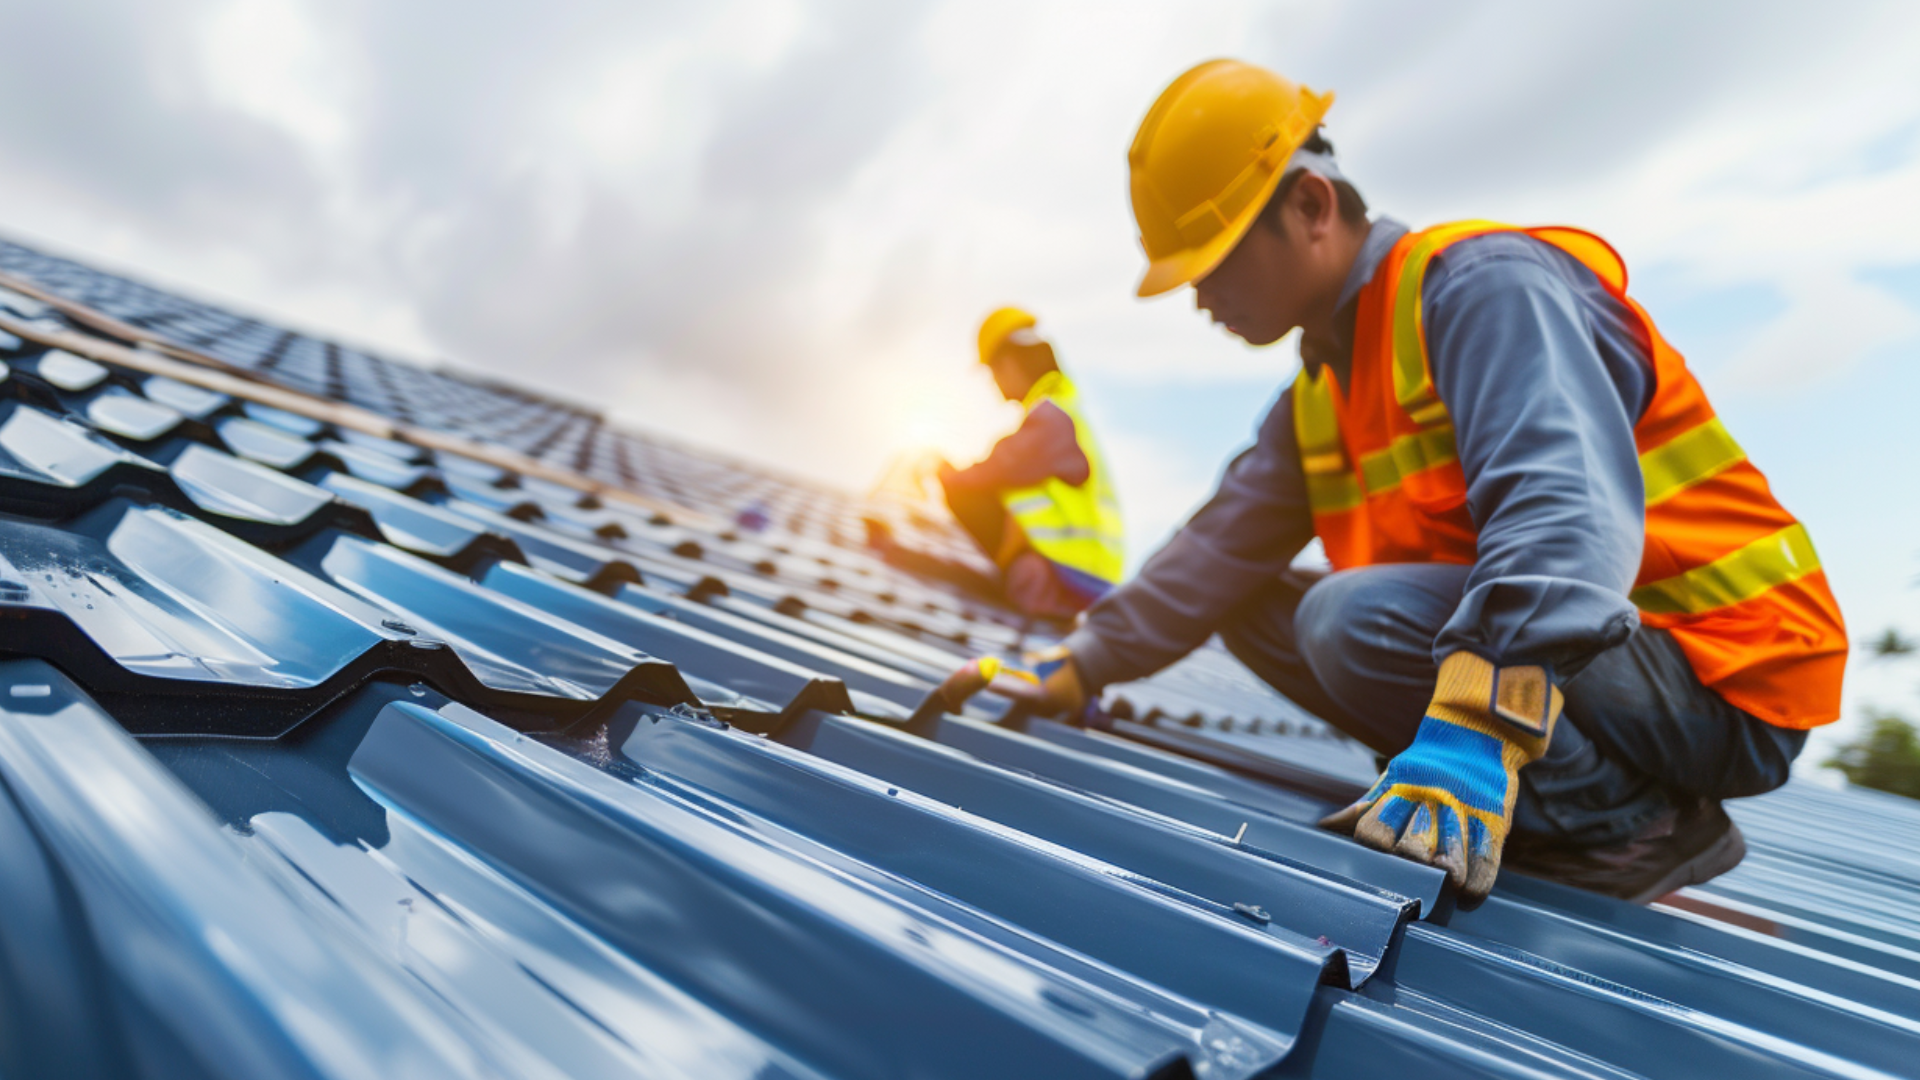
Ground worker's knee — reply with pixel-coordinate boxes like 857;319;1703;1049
1294;568;1435;682
1288;566;1468;745
1716;722;1806;798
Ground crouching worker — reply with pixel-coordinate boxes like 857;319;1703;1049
871;308;1125;622
932;61;1847;906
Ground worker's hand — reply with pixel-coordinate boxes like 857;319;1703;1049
1319;652;1561;906
924;646;1088;719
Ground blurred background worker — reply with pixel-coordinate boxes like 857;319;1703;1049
937;60;1847;906
872;308;1125;621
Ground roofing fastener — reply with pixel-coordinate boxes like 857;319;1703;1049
1232;903;1271;925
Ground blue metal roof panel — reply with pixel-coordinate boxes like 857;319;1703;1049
0;235;1914;1077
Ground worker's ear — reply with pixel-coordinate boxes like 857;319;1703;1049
1288;172;1339;243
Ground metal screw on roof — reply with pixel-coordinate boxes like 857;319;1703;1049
381;618;417;635
1232;903;1271;925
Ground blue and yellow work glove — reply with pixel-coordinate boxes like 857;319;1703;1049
1319;652;1561;905
912;646;1089;731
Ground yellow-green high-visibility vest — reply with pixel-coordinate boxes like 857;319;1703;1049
999;370;1125;584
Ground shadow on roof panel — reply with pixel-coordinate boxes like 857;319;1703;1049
614;584;931;707
438;497;642;592
479;560;852;727
317;469;526;571
289;531;691;723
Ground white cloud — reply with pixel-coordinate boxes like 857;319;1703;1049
1716;272;1920;388
197;0;354;155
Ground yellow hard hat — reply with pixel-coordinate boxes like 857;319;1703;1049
1127;60;1334;298
977;306;1040;365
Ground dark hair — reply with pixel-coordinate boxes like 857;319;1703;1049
1260;128;1368;233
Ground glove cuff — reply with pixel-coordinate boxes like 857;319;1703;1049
1029;645;1088;717
1428;652;1562;759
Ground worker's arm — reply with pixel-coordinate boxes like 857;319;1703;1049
1062;392;1316;689
1425;232;1653;677
940;401;1091;492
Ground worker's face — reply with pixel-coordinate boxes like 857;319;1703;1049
1193;173;1346;349
987;353;1030;401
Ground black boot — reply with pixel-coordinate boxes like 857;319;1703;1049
1506;796;1746;904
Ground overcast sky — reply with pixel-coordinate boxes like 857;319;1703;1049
1;0;1915;755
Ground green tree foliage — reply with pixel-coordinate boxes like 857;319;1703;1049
1868;627;1917;658
1825;711;1920;800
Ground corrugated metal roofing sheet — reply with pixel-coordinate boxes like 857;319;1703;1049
0;238;1916;1079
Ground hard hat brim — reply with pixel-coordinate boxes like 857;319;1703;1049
1133;156;1291;298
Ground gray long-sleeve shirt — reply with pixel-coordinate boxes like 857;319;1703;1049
1065;217;1654;689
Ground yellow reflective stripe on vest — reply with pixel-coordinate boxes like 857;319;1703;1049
1357;424;1458;496
1294;366;1458;512
1630;523;1821;616
1640;417;1747;507
1024;526;1113;541
1391;221;1508;426
1306;472;1364;514
1294;367;1364;513
1292;367;1344;464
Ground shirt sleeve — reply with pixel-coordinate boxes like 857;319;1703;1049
1064;389;1316;688
1424;234;1649;678
942;401;1091;492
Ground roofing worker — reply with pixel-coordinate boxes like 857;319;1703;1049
936;61;1847;905
926;308;1126;620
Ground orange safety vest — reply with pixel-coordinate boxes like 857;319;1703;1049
1292;222;1847;728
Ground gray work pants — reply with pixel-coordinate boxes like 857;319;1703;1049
1219;564;1806;846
